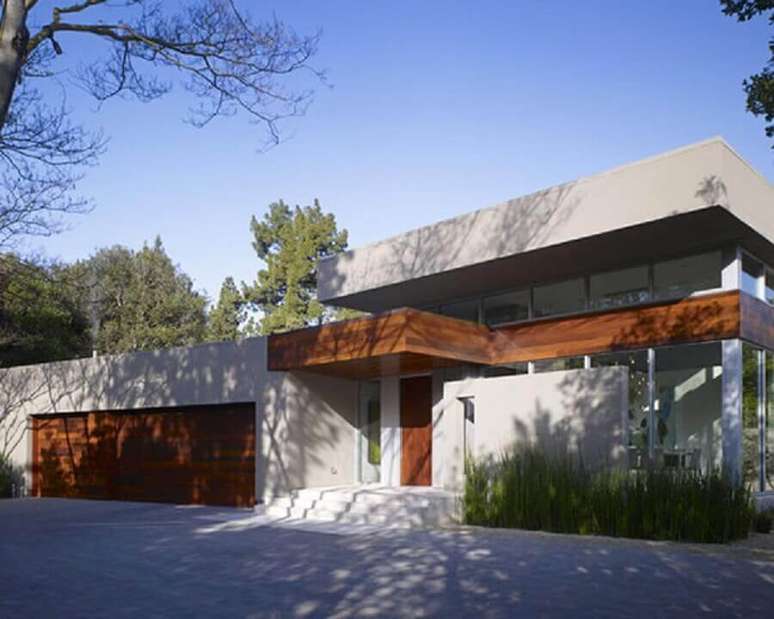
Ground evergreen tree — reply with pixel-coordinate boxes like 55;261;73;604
69;237;207;354
207;277;244;342
721;1;774;145
0;255;90;367
243;200;349;335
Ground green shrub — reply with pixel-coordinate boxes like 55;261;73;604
754;510;773;534
463;448;754;543
0;454;23;498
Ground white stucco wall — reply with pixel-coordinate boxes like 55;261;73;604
433;367;628;491
0;338;358;500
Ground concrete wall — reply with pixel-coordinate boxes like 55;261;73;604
0;338;358;500
319;138;773;307
433;367;628;491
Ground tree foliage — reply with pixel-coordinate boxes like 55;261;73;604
207;276;244;342
721;0;774;144
243;199;348;335
0;0;322;248
0;254;90;367
68;236;207;354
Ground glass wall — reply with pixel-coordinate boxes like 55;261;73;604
482;362;529;378
767;351;774;491
358;381;381;483
589;266;649;310
766;270;774;305
483;289;529;326
590;351;649;467
742;254;764;298
533;278;586;318
439;299;479;322
654;342;723;473
653;251;722;301
533;356;585;373
742;344;762;490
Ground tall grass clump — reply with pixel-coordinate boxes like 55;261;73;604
463;449;754;543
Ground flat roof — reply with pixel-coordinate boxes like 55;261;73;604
319;138;773;312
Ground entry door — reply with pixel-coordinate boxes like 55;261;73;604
400;376;432;486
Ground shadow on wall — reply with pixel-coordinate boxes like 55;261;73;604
321;180;582;303
34;404;256;507
0;338;357;503
258;370;357;500
502;369;627;471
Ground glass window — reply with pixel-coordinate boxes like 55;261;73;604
766;351;773;492
741;254;764;298
591;351;649;467
439;299;479;322
533;278;586;318
482;362;529;378
483;290;529;326
742;344;762;491
358;381;381;482
766;270;774;305
653;251;722;300
589;266;650;310
654;342;722;474
533;356;585;373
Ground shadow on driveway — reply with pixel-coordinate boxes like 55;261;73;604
1;498;773;618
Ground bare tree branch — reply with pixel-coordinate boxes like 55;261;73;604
0;0;322;247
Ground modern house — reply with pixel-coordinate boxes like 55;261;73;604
2;137;773;514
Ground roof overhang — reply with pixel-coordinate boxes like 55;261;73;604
268;290;770;380
319;139;773;313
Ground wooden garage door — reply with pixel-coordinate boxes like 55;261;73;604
31;403;255;507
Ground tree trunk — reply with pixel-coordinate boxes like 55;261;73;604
0;1;28;133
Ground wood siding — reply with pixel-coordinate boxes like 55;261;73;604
492;290;742;363
400;376;432;486
32;403;256;507
268;291;750;378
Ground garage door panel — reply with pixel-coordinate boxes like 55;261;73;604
32;404;255;507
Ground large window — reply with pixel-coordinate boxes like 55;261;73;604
766;270;774;306
742;254;764;298
591;351;649;466
533;356;585;373
653;251;722;301
654;342;722;473
742;344;762;490
767;351;774;491
482;362;529;378
533;278;586;318
483;289;529;326
439;299;479;322
589;266;650;310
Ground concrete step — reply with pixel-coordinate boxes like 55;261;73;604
262;484;460;528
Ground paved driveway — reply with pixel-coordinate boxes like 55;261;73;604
1;499;773;618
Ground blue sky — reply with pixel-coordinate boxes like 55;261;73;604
25;1;773;302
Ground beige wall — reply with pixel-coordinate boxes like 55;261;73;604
0;338;358;500
434;367;629;491
319;138;773;304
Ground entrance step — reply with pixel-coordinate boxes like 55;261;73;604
262;484;460;528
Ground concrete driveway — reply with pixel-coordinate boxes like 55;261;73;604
1;498;773;618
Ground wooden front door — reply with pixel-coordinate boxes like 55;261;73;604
400;375;432;486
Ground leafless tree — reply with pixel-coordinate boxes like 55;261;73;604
0;0;322;248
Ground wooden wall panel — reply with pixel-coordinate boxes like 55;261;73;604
32;403;256;507
268;291;745;378
492;291;742;364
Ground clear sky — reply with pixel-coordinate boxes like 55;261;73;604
25;0;774;302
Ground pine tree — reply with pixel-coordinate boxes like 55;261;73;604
207;277;244;342
243;199;349;335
